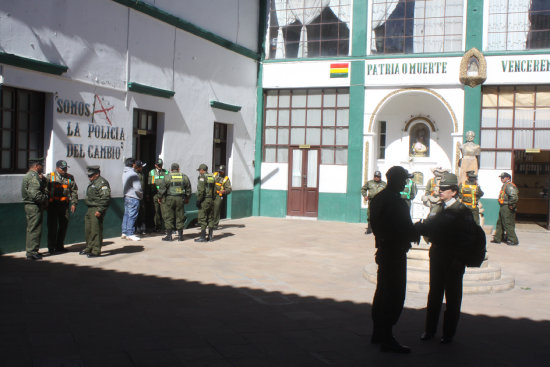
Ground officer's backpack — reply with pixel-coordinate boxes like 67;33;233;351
463;223;487;267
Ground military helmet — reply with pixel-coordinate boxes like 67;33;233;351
374;170;381;177
197;163;208;171
499;172;511;179
218;165;226;172
439;172;458;188
156;158;163;166
466;170;477;178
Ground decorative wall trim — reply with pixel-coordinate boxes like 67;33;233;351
127;82;175;98
210;101;242;112
363;141;369;204
0;52;68;75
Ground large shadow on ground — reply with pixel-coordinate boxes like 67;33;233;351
1;255;549;367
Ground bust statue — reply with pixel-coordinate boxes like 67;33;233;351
459;131;481;184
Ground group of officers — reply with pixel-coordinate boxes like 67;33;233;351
21;157;231;260
362;166;520;354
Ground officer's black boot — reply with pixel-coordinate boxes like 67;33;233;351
162;230;173;241
177;229;184;242
194;229;207;242
208;228;214;242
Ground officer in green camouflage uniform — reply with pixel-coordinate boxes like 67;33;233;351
80;166;111;257
148;158;169;232
458;171;484;225
361;171;387;234
21;158;49;260
194;163;216;242
400;175;417;208
46;160;78;254
492;172;519;246
158;163;191;242
213;165;232;229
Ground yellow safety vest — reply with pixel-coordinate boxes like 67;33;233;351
213;172;229;196
49;172;70;203
461;184;478;209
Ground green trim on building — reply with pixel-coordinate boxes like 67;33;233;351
483;50;550;56
128;82;175;98
463;85;482;141
345;60;365;223
318;193;348;221
111;0;259;60
330;73;349;78
253;65;264;216
465;0;483;50
0;52;68;76
480;198;500;228
210;101;242;112
258;0;268;61
351;0;367;57
262;52;465;64
259;189;287;217
227;190;253;219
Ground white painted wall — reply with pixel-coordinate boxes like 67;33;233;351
319;165;347;193
262;60;351;89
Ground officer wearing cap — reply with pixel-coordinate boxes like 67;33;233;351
361;170;387;234
46;160;78;254
492;172;519;246
458;171;484;225
369;166;419;353
80;166;111;257
212;165;232;230
148;158;169;233
423;167;448;218
21;157;49;260
400;173;417;208
194;163;216;242
415;172;475;344
134;160;147;235
158;163;191;242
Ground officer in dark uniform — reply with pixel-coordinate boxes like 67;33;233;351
415;172;475;344
212;165;232;229
148;158;169;232
369;166;418;353
80;166;111;257
458;170;484;225
400;174;417;208
194;163;216;242
46;160;78;254
361;170;387;234
21;157;49;260
158;163;192;242
492;172;519;246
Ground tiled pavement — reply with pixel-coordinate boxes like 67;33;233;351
1;217;550;366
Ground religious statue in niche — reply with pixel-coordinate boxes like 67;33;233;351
458;130;481;184
409;123;430;157
467;56;480;77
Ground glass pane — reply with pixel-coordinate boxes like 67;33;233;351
266;91;278;108
17;150;27;169
308;91;322;108
516;87;535;106
133;111;138;128
290;128;305;145
480;151;495;169
3;111;12;128
18;91;29;110
499;87;514;107
307;109;321;126
291;149;302;187
29;113;41;131
321;148;334;164
291;109;306;126
536;87;550;106
265;110;277;126
18;112;28;129
322;128;335;145
535;130;550;149
140;112;147;130
535;108;550;128
1;151;11;169
514;129;533;149
306;128;320;145
335;148;348;165
498;109;513;127
29;132;38;149
481;109;497;128
515;108;534;128
335;128;348;145
279;109;290;126
277;147;288;163
292;90;307;108
307;150;317;188
336;109;349;126
264;147;276;162
265;128;277;144
18;132;28;149
322;109;335;126
337;90;349;107
323;90;336;107
279;90;290;108
496;151;512;170
2;131;11;148
482;87;498;107
147;114;154;131
497;130;512;149
275;127;287;145
480;130;496;149
2;89;13;108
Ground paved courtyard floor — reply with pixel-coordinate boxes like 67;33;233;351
1;217;550;366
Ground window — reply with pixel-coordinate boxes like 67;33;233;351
378;120;387;158
263;88;349;164
267;0;351;59
487;0;550;51
480;85;550;169
370;0;464;54
132;109;157;165
0;86;45;173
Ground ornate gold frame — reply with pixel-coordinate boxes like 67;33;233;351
459;47;487;88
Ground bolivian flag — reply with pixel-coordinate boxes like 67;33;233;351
330;63;349;78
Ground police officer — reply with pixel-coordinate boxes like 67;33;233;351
423;167;447;218
194;163;216;242
213;165;232;229
415;172;475;344
361;171;387;234
400;174;417;208
22;157;49;260
158;163;191;242
369;166;418;353
492;172;519;246
46;160;78;254
148;158;169;232
80;166;111;257
458;171;484;225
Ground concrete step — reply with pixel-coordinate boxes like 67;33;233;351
407;263;502;282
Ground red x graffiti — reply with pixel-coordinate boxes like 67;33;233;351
92;94;114;125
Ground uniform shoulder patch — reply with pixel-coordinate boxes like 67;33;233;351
101;186;109;190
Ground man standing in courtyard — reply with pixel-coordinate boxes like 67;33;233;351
81;166;111;257
492;172;519;246
122;158;143;241
22;158;49;260
361;171;386;234
148;158;169;233
194;164;216;242
459;171;484;225
212;165;232;229
158;163;191;242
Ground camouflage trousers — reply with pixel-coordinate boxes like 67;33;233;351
25;204;44;255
